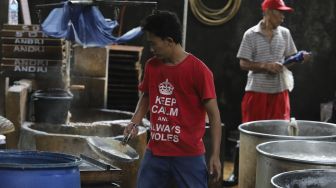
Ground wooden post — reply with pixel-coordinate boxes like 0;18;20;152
5;79;32;148
0;76;7;115
19;0;31;25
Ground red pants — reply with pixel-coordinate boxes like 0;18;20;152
241;91;290;123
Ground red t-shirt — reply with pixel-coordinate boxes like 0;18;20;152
139;54;216;156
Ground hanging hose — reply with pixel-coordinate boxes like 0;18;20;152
189;0;241;26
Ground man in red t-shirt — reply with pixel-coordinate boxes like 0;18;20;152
123;11;222;188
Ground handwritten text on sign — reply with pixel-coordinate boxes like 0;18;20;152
14;59;50;72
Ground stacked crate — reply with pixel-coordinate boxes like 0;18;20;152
71;46;108;108
106;45;143;112
71;45;143;111
1;24;68;148
0;24;67;88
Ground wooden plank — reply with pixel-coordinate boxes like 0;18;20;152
2;44;65;59
1;30;50;38
1;37;64;46
2;58;62;65
20;0;32;25
5;83;30;148
71;76;106;108
0;76;7;115
106;45;143;53
73;46;107;77
80;170;122;185
1;58;63;71
2;24;41;31
0;64;62;74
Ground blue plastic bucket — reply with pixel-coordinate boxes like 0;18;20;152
0;150;82;188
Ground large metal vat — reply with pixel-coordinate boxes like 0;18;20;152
19;108;149;188
238;120;336;188
256;140;336;188
271;169;336;188
0;150;81;188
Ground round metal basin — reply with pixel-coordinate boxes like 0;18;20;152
238;120;336;188
20;109;149;154
271;169;336;188
256;140;336;188
20;120;148;156
19;108;149;188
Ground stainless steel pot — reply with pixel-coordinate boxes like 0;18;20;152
256;140;336;188
271;169;336;188
238;120;336;188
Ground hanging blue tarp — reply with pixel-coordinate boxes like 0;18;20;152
41;1;143;47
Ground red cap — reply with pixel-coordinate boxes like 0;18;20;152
262;0;294;12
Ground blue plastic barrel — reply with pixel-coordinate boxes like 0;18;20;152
0;150;82;188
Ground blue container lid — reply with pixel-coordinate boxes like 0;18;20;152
0;150;82;169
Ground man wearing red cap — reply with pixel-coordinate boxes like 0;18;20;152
237;0;311;123
232;1;312;187
237;0;310;123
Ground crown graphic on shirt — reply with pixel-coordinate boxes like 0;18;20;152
159;79;174;95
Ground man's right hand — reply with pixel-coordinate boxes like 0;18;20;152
263;62;283;74
123;122;139;142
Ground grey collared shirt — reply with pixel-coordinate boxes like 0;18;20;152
237;21;297;93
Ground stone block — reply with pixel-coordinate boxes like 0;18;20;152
5;79;32;148
73;46;107;77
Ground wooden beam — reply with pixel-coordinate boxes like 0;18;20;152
20;0;31;25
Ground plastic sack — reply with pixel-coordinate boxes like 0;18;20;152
41;1;143;47
281;67;294;91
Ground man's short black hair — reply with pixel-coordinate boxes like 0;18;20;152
141;10;182;44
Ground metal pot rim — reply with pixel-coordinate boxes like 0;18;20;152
256;140;336;165
0;150;82;169
271;168;336;188
239;119;336;139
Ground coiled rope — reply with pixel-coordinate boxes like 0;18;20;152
189;0;241;26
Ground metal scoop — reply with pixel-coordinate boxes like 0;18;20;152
86;137;139;162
